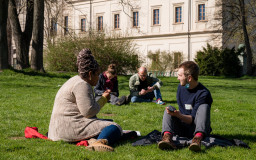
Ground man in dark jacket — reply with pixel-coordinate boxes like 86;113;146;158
129;67;165;105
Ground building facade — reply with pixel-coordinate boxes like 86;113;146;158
54;0;223;67
11;0;225;71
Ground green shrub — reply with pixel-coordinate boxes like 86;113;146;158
195;44;222;76
220;47;242;76
173;51;183;69
147;50;173;72
88;33;141;74
44;32;141;74
45;38;80;72
195;43;242;77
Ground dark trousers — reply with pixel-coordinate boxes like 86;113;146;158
161;104;211;138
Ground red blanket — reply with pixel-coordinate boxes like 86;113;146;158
24;126;88;146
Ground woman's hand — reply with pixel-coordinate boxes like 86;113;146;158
102;90;111;101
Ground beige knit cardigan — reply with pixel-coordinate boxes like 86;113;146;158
48;75;122;142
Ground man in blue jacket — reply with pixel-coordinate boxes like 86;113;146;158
158;61;213;151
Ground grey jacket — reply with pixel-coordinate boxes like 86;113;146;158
129;73;163;97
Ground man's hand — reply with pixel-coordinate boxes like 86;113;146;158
166;107;180;117
147;86;154;92
166;107;193;124
140;89;147;95
102;90;111;101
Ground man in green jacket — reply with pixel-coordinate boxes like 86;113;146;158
129;67;165;105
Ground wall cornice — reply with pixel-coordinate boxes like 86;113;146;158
126;30;222;40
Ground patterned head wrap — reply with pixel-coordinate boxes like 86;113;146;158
77;48;99;78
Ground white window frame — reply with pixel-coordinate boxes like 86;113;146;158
173;3;184;24
50;18;58;36
64;16;69;35
80;16;86;32
151;6;161;26
196;0;208;22
96;14;104;31
112;11;121;30
132;11;139;28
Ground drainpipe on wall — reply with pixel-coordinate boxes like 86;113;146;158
188;0;191;61
89;0;92;37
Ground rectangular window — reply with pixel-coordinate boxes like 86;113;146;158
133;11;139;27
98;16;103;31
153;9;159;25
81;18;86;32
198;4;205;21
64;16;68;35
175;7;182;23
114;14;120;29
50;18;57;36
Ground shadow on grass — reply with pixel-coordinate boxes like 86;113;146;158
11;69;72;79
164;100;177;104
114;136;141;147
215;133;256;143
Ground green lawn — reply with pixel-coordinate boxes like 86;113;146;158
0;69;255;160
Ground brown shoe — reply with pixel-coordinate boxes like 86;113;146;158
189;136;202;152
158;133;177;150
87;138;97;145
86;139;114;152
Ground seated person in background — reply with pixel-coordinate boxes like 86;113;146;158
158;61;213;152
129;67;165;105
48;49;123;152
94;64;127;106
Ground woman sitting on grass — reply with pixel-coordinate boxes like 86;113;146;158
94;64;128;106
48;48;123;152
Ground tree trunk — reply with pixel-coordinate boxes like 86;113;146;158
7;19;13;67
0;0;9;70
31;0;45;72
239;0;253;75
8;0;34;70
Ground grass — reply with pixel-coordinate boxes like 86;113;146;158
0;69;255;160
